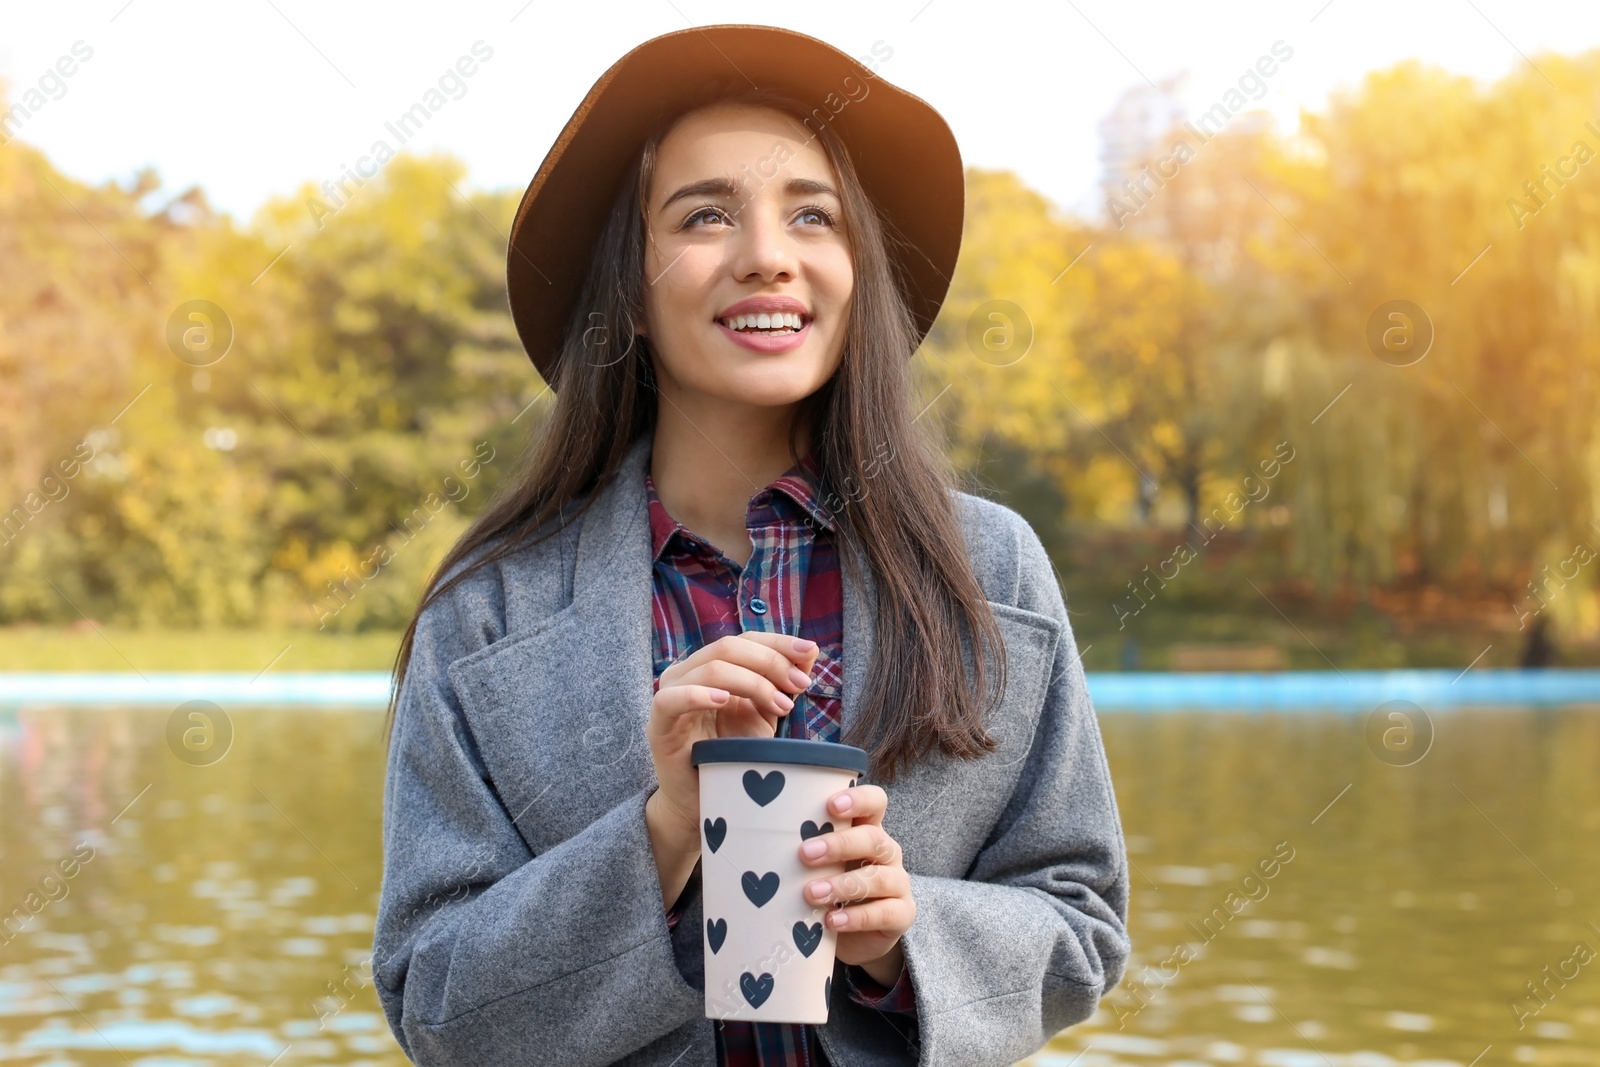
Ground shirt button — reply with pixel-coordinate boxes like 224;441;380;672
749;597;768;615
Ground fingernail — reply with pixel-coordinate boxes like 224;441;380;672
802;839;826;859
830;909;848;928
788;667;811;690
775;692;794;711
833;793;853;813
809;879;831;900
792;638;817;653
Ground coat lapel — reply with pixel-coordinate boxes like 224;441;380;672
448;433;657;850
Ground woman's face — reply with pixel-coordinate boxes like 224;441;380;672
640;103;853;417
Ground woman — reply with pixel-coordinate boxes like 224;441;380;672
372;24;1129;1067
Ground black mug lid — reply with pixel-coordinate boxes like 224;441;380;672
691;737;868;774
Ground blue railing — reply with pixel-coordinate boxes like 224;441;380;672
1081;669;1600;709
1;670;1598;709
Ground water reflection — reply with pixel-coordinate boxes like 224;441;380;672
1031;708;1600;1067
1;707;394;1065
1;706;1596;1065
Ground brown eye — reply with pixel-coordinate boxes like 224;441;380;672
684;205;732;228
796;204;837;227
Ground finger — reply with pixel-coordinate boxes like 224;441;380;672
735;629;820;667
823;894;915;933
650;683;732;728
826;783;887;827
678;659;797;719
729;632;818;696
799;822;901;869
775;634;820;676
734;630;820;676
803;860;908;907
671;633;817;698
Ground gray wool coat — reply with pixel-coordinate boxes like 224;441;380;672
372;430;1131;1067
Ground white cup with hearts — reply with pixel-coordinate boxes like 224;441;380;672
689;737;869;1023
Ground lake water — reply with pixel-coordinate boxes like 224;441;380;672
1;705;1595;1065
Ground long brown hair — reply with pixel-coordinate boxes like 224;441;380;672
385;83;1007;783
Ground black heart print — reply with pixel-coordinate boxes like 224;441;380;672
849;777;858;787
703;817;727;853
741;971;775;1008
741;870;780;907
707;917;727;954
743;769;785;806
793;920;823;957
800;820;833;840
824;975;831;1004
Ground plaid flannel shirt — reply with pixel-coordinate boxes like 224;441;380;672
645;451;917;1066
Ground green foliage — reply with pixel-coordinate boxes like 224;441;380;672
924;51;1600;645
1;134;534;629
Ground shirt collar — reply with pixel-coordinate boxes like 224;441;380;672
645;450;836;562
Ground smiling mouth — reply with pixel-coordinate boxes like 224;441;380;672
716;313;810;335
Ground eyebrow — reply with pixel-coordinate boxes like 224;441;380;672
659;176;839;212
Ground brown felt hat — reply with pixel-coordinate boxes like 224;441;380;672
505;23;964;387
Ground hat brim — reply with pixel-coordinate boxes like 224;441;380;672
505;23;964;386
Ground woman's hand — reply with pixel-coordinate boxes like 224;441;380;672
798;783;916;983
646;632;819;839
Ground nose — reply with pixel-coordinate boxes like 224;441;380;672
728;199;798;284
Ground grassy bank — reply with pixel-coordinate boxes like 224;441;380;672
1056;528;1600;671
2;525;1594;673
1;613;1592;674
0;626;404;672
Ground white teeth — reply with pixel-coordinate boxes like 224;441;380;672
719;311;805;331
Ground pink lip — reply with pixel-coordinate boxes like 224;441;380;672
716;295;810;320
716;318;811;353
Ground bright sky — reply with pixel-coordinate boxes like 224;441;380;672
2;0;1596;228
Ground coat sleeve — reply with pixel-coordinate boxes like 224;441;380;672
371;579;705;1066
895;510;1131;1065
